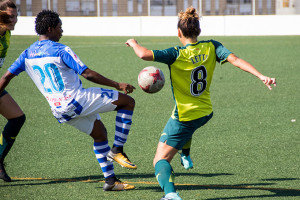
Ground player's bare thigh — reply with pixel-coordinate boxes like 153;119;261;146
90;119;108;143
153;141;178;167
112;92;135;111
0;93;24;119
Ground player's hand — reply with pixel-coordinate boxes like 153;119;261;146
259;75;276;90
126;39;138;47
117;82;136;94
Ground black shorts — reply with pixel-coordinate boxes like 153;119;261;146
0;89;8;98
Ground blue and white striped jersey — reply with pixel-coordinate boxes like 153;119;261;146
9;40;88;111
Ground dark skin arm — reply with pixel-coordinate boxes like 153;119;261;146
81;68;135;94
0;71;15;94
0;69;135;95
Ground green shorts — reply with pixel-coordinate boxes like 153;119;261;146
160;112;213;150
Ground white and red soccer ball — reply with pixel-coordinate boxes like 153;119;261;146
138;66;165;93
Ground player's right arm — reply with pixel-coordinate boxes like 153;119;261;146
126;39;153;61
81;68;135;94
0;50;26;93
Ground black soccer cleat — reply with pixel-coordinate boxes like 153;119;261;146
0;162;12;182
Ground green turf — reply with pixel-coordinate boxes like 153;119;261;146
0;35;299;200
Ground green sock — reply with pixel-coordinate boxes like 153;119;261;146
155;159;176;194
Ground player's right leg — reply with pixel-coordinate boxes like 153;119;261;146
90;119;135;191
180;138;193;170
72;88;137;169
179;113;213;171
0;91;26;182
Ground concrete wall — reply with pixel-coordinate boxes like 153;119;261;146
13;15;300;37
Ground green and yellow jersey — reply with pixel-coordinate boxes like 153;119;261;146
152;40;232;121
0;30;10;68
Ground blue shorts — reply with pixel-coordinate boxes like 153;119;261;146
160;112;213;150
0;90;8;98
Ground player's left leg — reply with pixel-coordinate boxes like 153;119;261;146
107;92;137;169
153;142;182;200
90;119;135;191
0;92;26;182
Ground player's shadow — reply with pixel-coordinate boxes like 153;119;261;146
0;175;105;187
203;185;300;199
0;172;231;187
118;172;234;179
3;175;300;199
141;177;300;199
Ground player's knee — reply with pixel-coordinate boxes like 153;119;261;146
14;114;26;127
119;95;135;110
127;96;135;110
153;158;160;167
90;123;108;142
2;114;26;139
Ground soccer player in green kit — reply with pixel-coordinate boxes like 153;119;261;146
0;0;25;182
126;7;276;200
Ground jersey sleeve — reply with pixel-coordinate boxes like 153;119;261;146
211;40;232;64
8;50;26;75
152;47;179;65
61;46;88;75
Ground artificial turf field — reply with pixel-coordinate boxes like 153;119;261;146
0;35;299;200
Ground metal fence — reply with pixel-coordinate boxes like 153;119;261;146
13;0;299;16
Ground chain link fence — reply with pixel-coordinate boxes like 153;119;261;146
13;0;299;17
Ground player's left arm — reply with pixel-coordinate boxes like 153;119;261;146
126;39;153;61
81;68;135;94
0;71;16;94
61;46;135;94
227;53;276;90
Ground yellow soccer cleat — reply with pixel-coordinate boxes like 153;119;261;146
103;180;135;191
107;151;137;169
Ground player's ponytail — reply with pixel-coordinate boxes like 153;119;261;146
178;7;201;38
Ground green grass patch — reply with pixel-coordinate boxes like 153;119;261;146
0;35;299;200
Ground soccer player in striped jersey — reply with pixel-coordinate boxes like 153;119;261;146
0;0;26;182
0;10;136;191
126;7;276;200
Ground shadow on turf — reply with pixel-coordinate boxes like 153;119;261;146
0;172;232;187
142;184;300;199
0;172;232;188
142;177;300;199
203;187;300;200
2;174;299;199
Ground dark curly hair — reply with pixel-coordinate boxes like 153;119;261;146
35;10;60;35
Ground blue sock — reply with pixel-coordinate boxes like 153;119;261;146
93;141;114;178
113;109;133;147
155;159;176;194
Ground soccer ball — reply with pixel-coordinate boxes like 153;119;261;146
138;66;165;93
